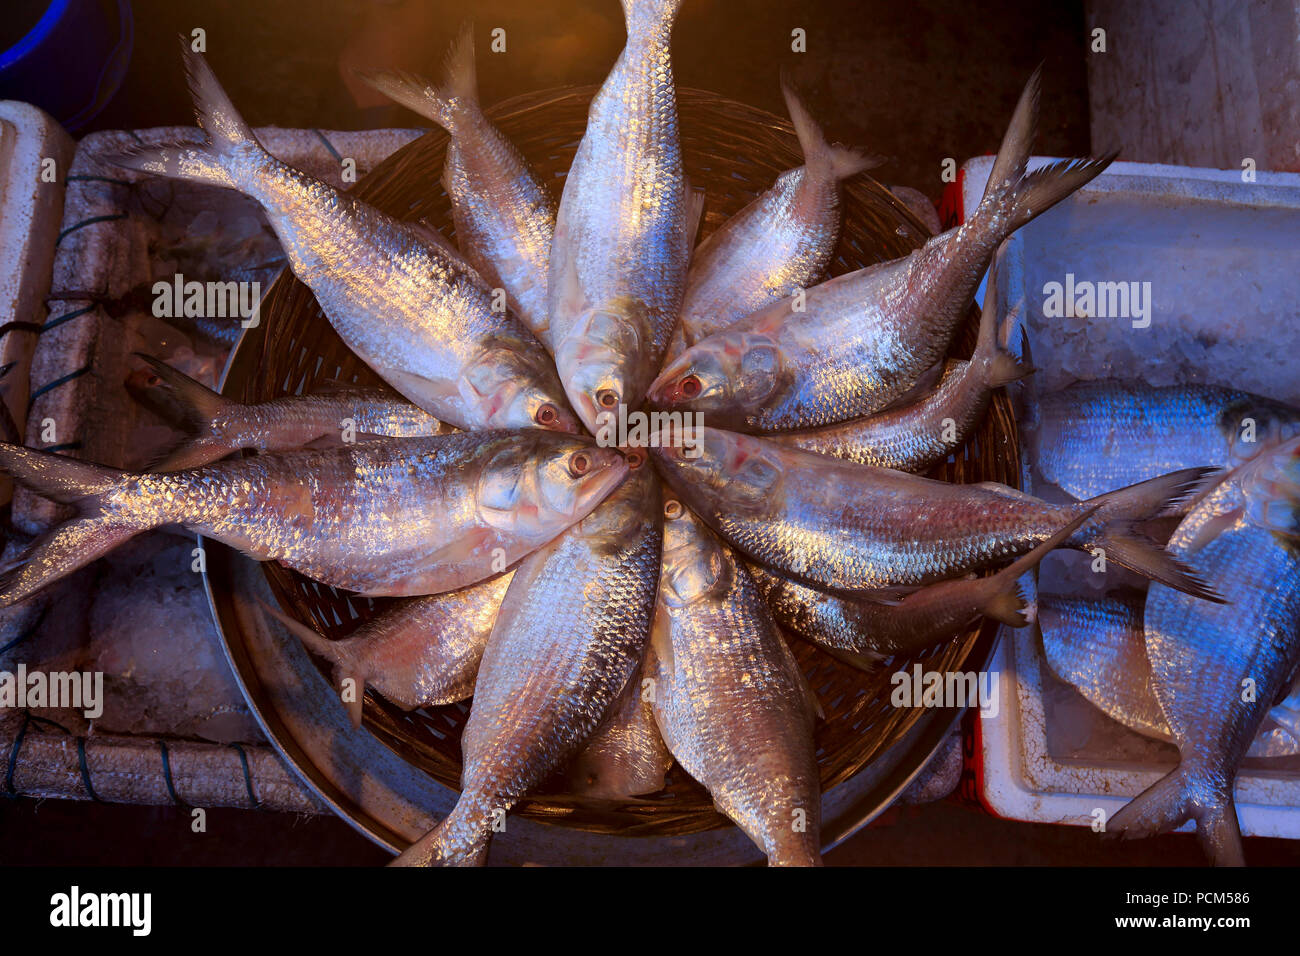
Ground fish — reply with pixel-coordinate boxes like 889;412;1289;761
1040;592;1300;759
566;662;673;799
1033;380;1300;501
647;67;1115;431
769;267;1031;471
647;499;822;866
260;571;512;727
650;426;1219;600
665;77;879;359
127;353;451;470
0;431;626;606
393;466;662;865
108;43;578;435
750;508;1091;670
1108;437;1300;865
356;26;557;347
547;0;692;431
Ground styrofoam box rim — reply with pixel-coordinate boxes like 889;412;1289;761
965;156;1300;837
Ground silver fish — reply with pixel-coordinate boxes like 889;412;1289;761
566;662;673;800
0;432;626;605
751;508;1090;670
357;26;557;347
648;500;822;865
547;0;690;431
666;78;878;359
648;68;1114;431
394;467;662;865
129;354;450;470
1109;438;1300;865
769;269;1030;471
1040;593;1300;759
650;426;1217;599
110;44;578;434
261;571;512;727
1034;380;1300;501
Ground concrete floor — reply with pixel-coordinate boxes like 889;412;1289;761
10;0;1296;867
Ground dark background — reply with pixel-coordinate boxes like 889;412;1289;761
4;0;1297;866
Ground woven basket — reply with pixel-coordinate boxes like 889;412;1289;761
218;86;1018;839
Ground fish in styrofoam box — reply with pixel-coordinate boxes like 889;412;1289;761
967;156;1300;846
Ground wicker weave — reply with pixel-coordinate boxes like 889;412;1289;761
218;86;1018;837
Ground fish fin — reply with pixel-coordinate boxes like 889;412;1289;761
773;629;825;720
974;265;1033;387
1183;506;1244;554
1109;766;1244;866
1092;525;1224;604
258;599;370;726
392;815;491;867
0;518;139;608
977;65;1116;231
981;64;1041;204
132;353;231;429
0;442;120;504
355;24;477;131
105;40;262;188
780;72;881;181
147;437;235;472
981;507;1098;626
1087;467;1220;525
684;183;706;251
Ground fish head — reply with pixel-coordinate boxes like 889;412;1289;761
1221;399;1300;468
657;499;732;607
476;435;628;538
650;426;784;518
646;331;787;421
556;299;655;432
1238;435;1300;539
462;345;582;434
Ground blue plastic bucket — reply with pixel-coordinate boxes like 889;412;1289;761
0;0;134;131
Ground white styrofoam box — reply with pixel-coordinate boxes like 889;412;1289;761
0;101;73;499
967;156;1300;838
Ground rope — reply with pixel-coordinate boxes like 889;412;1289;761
56;213;127;247
76;736;104;802
229;743;263;810
27;364;92;415
157;740;187;807
311;129;343;163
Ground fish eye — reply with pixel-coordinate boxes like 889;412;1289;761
625;448;646;470
663;499;684;520
679;375;702;399
597;388;620;409
147;374;161;387
568;452;592;477
535;403;559;426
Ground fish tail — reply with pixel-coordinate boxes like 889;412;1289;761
391;812;491;867
355;24;477;131
780;72;881;182
973;264;1033;387
1109;766;1245;866
1082;467;1226;602
106;40;265;188
981;507;1096;626
0;442;142;606
620;0;684;34
259;600;370;728
131;353;240;471
976;64;1115;233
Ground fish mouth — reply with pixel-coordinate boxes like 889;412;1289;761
576;450;631;512
646;357;691;407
